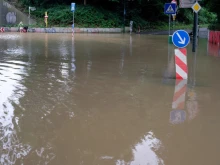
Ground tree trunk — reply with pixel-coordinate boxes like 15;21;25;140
84;0;86;5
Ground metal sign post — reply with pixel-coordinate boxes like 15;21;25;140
164;3;177;43
192;1;201;52
28;6;36;25
71;3;75;36
44;12;48;28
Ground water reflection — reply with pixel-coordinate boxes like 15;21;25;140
71;36;76;73
116;132;164;165
45;34;48;58
168;46;199;124
208;42;220;57
130;35;132;56
119;44;125;75
0;34;220;164
0;60;31;165
187;51;199;121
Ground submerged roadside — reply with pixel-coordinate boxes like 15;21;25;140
0;26;208;38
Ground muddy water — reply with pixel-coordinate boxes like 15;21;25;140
0;33;220;165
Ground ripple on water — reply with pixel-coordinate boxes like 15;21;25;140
0;60;31;165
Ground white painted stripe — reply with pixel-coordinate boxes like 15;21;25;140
176;65;188;79
174;80;187;93
175;49;187;65
172;92;186;109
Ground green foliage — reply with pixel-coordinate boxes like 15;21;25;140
204;0;220;23
31;5;121;27
15;0;219;30
199;8;217;24
75;5;121;27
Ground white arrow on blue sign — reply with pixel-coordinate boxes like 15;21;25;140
71;3;75;12
172;30;190;48
164;3;177;14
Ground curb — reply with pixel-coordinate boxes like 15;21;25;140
0;27;124;33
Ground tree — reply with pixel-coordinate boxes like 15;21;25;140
203;0;220;23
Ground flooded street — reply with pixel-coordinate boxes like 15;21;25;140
0;33;220;165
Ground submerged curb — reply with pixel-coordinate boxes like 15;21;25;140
0;27;124;33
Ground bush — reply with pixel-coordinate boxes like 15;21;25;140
31;5;122;28
199;8;217;24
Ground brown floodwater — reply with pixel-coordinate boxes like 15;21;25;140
0;33;220;165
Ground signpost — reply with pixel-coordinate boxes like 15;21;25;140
172;30;189;80
192;2;201;13
172;30;190;48
179;0;195;8
192;1;201;52
71;3;75;36
164;3;177;15
164;3;177;43
28;6;36;25
179;0;201;8
44;12;48;28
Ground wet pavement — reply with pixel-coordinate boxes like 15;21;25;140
0;33;220;165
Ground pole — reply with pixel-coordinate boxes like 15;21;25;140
123;0;125;33
72;11;74;36
192;0;198;52
28;7;30;25
192;50;197;86
192;12;198;52
169;15;171;36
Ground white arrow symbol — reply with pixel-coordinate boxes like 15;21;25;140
176;32;186;45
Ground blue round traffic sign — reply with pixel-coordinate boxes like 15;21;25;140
172;30;190;48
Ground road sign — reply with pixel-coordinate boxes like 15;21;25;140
29;6;36;11
179;0;195;8
172;30;190;48
71;3;75;12
170;110;186;124
192;2;201;13
164;3;177;15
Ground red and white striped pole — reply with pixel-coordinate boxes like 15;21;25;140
175;48;188;79
172;79;187;110
171;0;177;21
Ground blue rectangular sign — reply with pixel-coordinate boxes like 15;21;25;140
71;3;75;12
164;3;176;14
